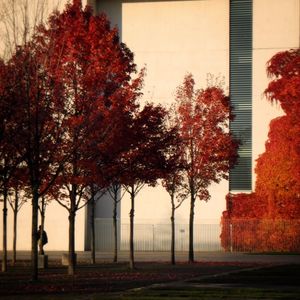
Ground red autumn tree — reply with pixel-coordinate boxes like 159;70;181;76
38;1;139;275
85;67;145;266
119;103;179;269
4;43;66;280
175;74;239;263
1;40;65;278
0;59;27;271
0;0;66;277
91;82;143;264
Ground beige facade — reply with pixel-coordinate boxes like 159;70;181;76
252;0;300;187
106;0;299;225
119;0;230;225
1;0;299;251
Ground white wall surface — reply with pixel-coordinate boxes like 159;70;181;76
120;0;230;225
106;0;299;225
3;200;85;251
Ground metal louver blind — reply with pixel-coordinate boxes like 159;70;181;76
229;0;252;191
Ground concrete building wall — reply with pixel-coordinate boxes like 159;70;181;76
84;191;121;251
119;0;230;225
93;0;299;226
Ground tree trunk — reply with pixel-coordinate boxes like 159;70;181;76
189;137;196;263
31;184;39;280
68;209;76;275
12;190;18;265
129;185;135;269
90;196;96;265
2;187;8;272
113;200;118;263
170;195;176;265
188;192;195;263
39;197;46;255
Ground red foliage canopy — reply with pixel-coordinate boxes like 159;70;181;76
37;1;139;207
265;49;300;115
119;103;179;190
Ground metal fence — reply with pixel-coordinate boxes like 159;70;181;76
221;219;300;252
94;219;223;252
120;223;223;252
93;218;300;252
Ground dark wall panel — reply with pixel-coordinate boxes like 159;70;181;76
229;0;253;191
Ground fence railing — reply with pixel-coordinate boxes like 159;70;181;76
221;219;300;252
93;218;300;252
94;219;223;252
120;223;223;252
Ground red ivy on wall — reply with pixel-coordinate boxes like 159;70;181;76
220;193;300;252
221;49;300;252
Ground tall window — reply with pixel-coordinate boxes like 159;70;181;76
229;0;253;191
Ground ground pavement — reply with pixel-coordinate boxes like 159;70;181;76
1;251;300;299
5;250;300;265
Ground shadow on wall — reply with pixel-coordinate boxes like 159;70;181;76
90;0;198;39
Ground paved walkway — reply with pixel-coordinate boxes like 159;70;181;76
4;250;300;265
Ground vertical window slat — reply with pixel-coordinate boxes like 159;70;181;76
229;0;253;191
